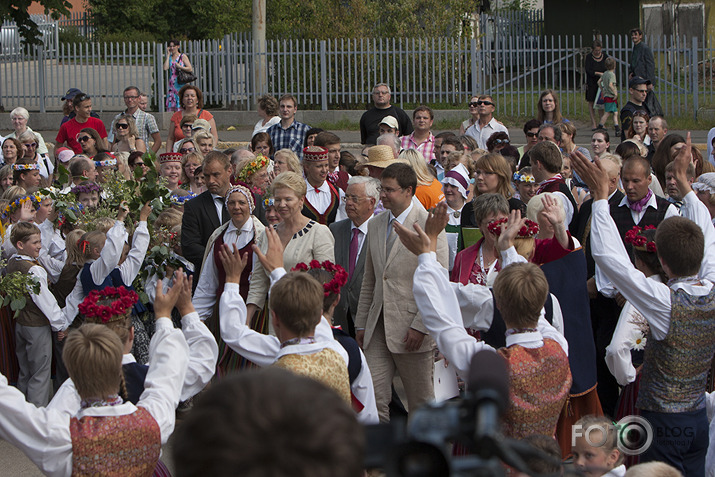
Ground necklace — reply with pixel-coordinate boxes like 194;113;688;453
592;52;603;60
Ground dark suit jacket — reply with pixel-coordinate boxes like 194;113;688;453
181;190;227;277
329;218;367;335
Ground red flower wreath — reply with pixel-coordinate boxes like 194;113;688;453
624;225;657;253
292;260;348;297
487;217;540;238
78;286;139;323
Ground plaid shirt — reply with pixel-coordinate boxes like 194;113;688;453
268;120;311;159
400;132;435;162
107;109;160;144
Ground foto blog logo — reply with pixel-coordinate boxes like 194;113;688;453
572;415;654;456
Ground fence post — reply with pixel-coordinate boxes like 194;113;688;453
157;43;166;114
471;38;478;95
692;36;699;121
320;40;328;110
37;45;46;113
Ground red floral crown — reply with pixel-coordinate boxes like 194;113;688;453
624;225;657;253
292;260;348;297
487;217;539;238
78;286;139;323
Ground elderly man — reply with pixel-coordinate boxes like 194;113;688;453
360;83;413;146
330;176;380;335
647;116;668;159
464;95;509;150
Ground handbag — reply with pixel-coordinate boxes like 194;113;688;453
176;55;197;84
595;87;605;105
177;68;197;84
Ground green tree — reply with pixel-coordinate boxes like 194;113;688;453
3;0;72;45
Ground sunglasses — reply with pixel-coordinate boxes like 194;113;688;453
78;136;92;143
494;139;510;145
526;132;538;138
470;100;494;107
116;123;129;129
134;162;146;167
181;124;193;129
23;143;38;148
180;147;196;154
75;93;90;102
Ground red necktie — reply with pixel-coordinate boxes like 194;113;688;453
349;228;360;278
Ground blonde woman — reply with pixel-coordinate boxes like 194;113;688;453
110;114;146;153
398;148;444;209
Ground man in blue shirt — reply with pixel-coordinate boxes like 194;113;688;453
267;94;311;159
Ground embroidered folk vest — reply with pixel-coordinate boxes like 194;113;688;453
275;348;351;404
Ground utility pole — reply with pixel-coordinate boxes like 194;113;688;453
252;0;267;105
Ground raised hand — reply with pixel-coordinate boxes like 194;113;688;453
252;226;284;273
496;209;526;252
139;201;152;222
424;202;449;240
154;269;186;318
117;201;130;221
570;151;609;201
218;243;248;283
394;221;432;256
539;194;563;226
672;132;693;197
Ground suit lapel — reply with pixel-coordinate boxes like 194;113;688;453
385;207;417;267
203;193;220;230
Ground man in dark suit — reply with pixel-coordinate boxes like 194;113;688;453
329;176;380;337
182;151;232;279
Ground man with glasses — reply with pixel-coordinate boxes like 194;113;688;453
107;86;162;153
330;176;380;336
355;163;448;422
464;95;509;150
55;93;108;155
517;119;541;162
359;83;413;146
619;77;651;141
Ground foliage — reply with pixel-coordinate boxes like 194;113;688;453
1;0;72;45
0;258;42;318
57;26;89;44
137;227;184;304
84;0;475;40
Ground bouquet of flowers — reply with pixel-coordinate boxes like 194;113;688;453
0;258;41;318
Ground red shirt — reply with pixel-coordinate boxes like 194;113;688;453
56;117;108;154
170;110;214;142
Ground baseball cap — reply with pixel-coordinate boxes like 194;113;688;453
379;116;399;130
628;77;651;89
191;118;211;132
61;88;84;101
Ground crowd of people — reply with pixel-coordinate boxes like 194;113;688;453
0;29;713;476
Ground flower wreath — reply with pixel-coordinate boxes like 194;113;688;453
170;192;197;205
78;286;139;323
12;163;40;171
487;217;539;238
71;182;102;196
292;260;348;297
263;197;275;207
624;225;657;253
513;172;536;183
1;193;42;219
95;159;117;168
238;154;270;182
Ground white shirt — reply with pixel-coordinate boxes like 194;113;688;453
445;203;464;271
0;317;188;477
351;217;371;257
13;254;66;331
37;219;67;284
219;269;379;424
591;190;715;341
617;192;678;225
62;221;148;329
412;251;567;379
305;179;331;215
194;219;255;320
252;116;281;137
464;117;509;150
211;194;226;223
49;312;216;414
388;201;414;226
605;274;663;386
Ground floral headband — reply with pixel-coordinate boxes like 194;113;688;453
624;225;657;253
487;217;539;238
1;193;42;219
238;154;270;182
170;192;197;205
95;159;117;168
78;286;139;323
12;163;40;171
292;260;348;297
71;182;102;196
263;197;275;208
225;184;255;213
513;172;536;183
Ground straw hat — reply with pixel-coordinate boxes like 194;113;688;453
366;145;403;169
